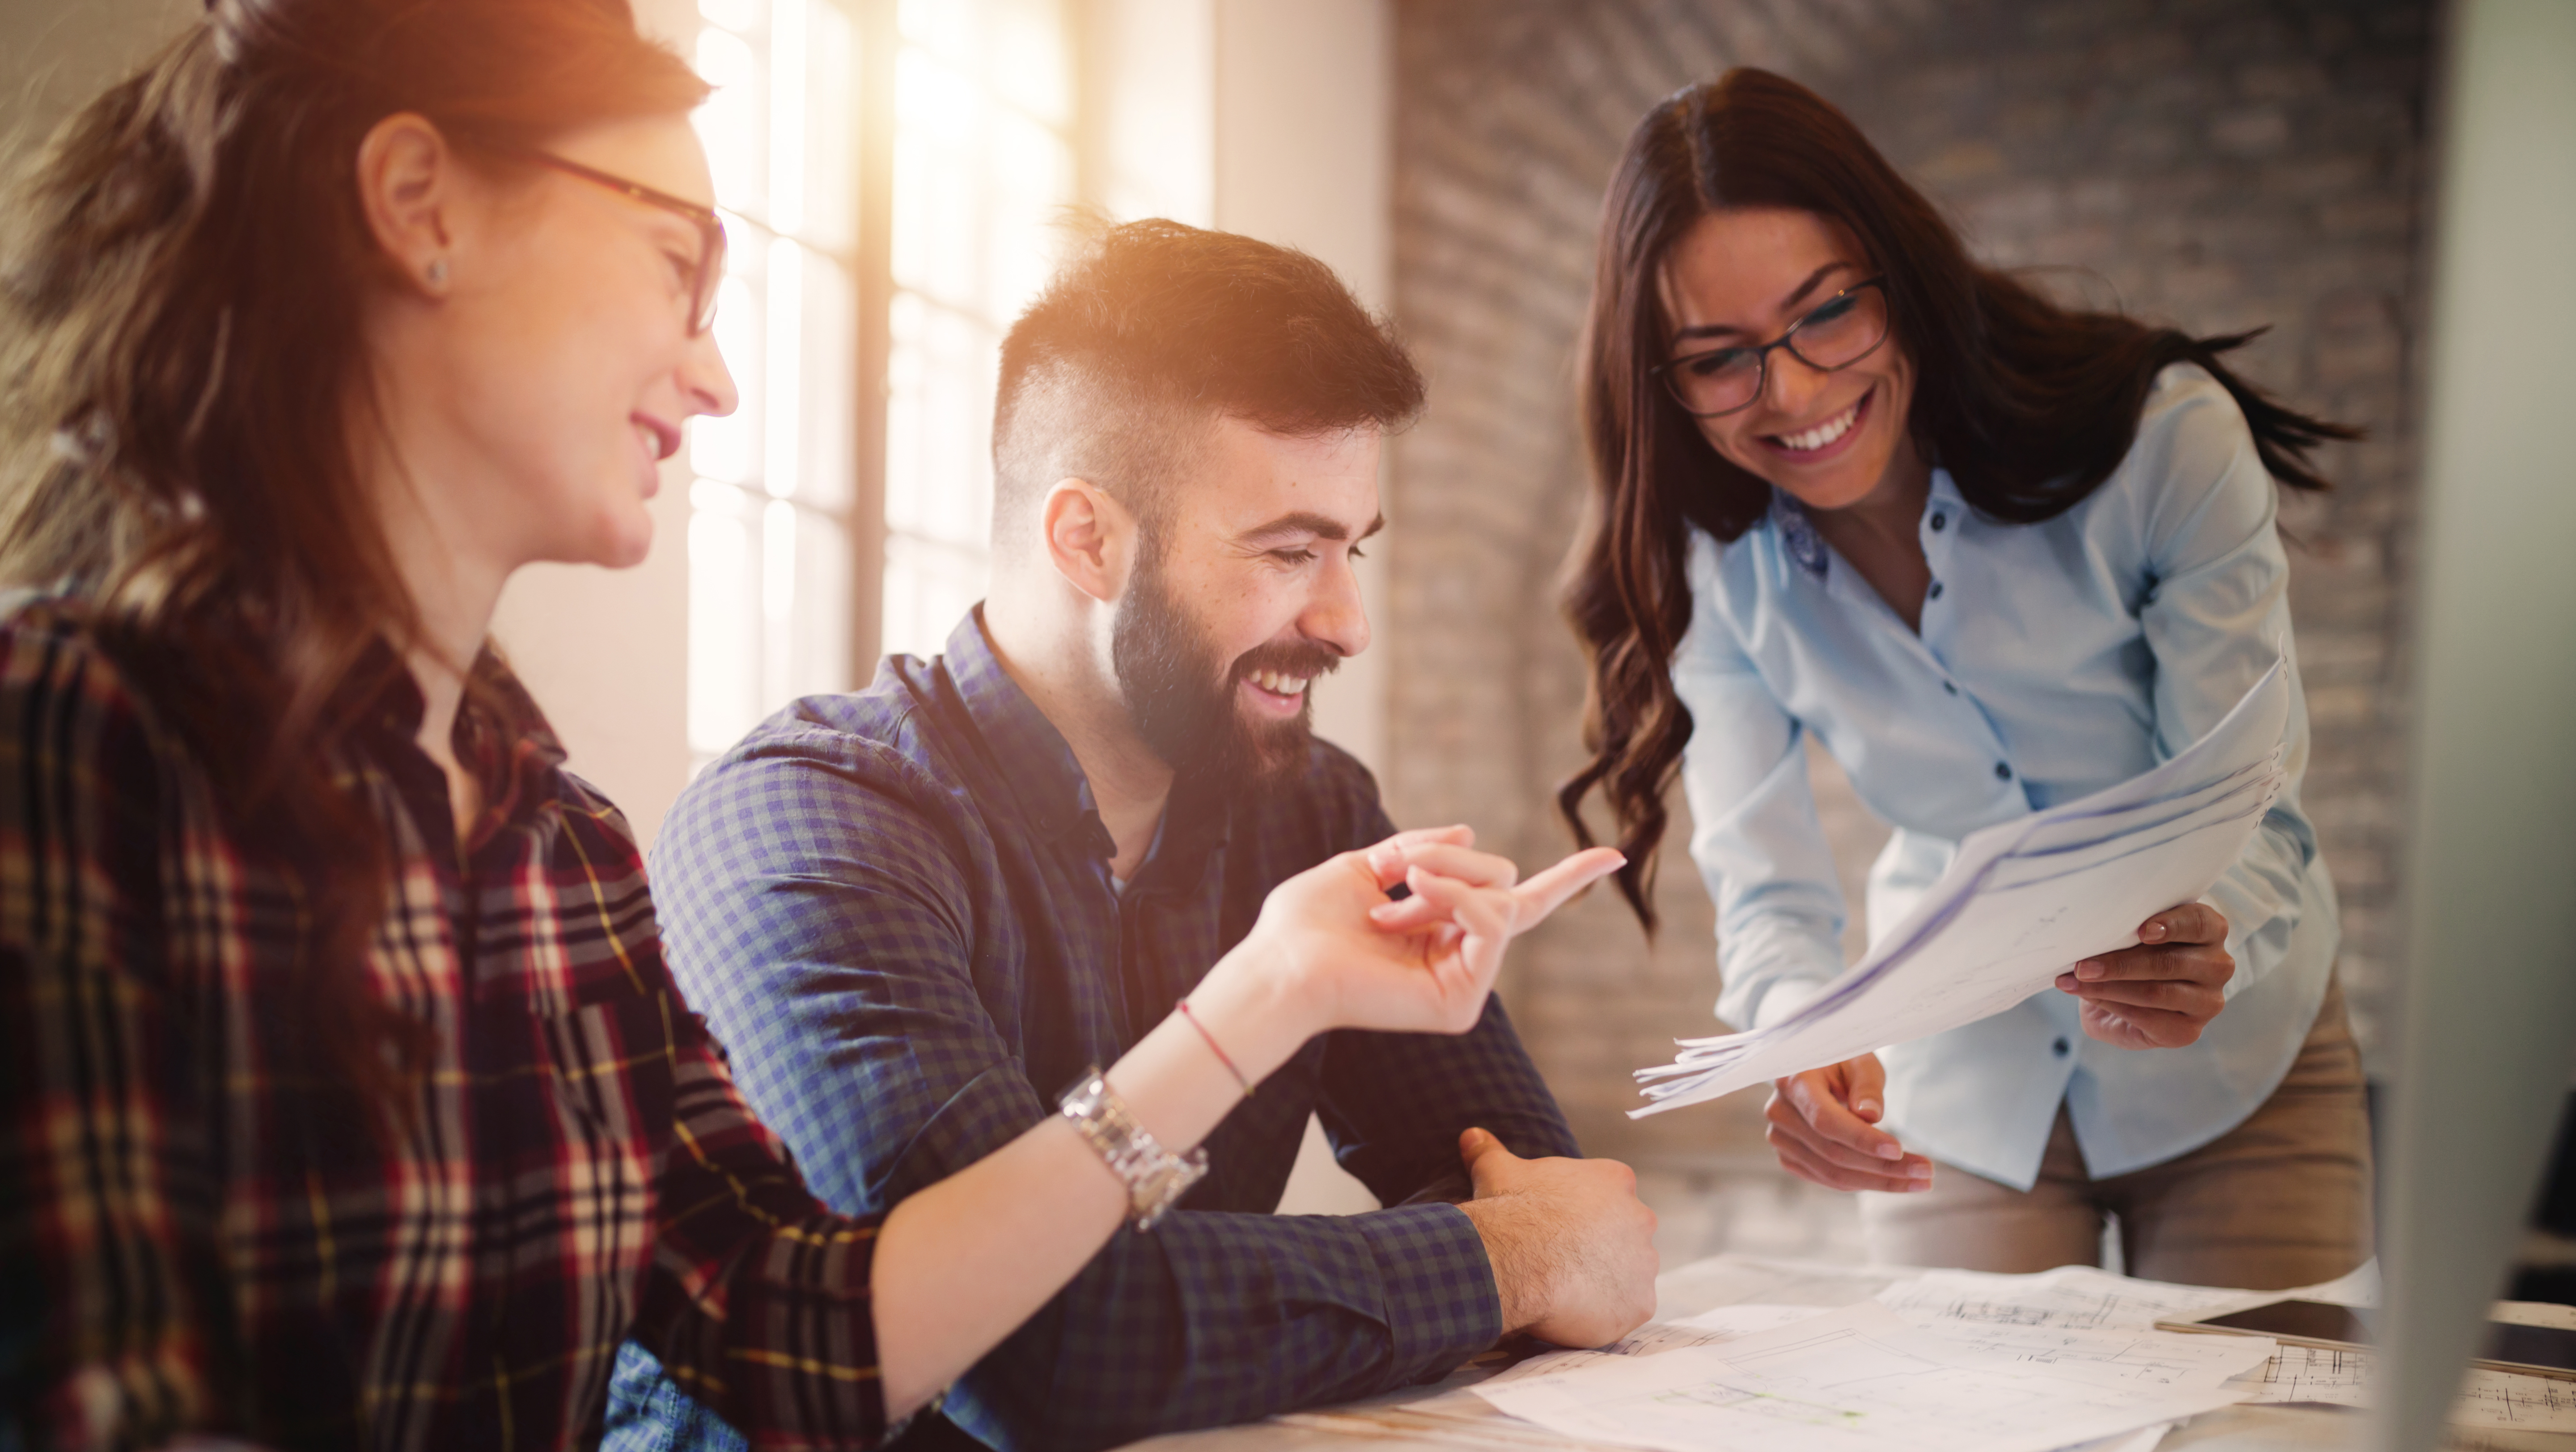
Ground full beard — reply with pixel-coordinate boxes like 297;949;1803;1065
1111;545;1341;792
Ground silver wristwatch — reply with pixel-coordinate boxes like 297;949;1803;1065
1058;1067;1208;1231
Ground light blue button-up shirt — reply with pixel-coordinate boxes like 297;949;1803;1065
1674;364;2338;1191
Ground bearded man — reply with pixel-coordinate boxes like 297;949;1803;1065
603;220;1658;1452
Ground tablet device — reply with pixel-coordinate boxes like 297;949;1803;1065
2155;1299;2576;1382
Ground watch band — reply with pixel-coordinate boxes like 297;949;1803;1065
1057;1067;1208;1231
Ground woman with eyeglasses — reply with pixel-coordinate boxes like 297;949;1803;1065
0;2;1620;1447
1558;69;2370;1288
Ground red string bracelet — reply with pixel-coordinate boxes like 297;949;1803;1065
1175;998;1253;1098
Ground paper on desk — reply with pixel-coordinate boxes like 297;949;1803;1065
1471;1302;2247;1452
1873;1266;2276;1388
1895;1260;2576;1433
1877;1265;2259;1333
1483;1305;1822;1385
1632;660;2291;1116
2230;1345;2576;1431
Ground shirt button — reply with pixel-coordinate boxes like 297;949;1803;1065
1994;762;2013;781
1943;681;1960;695
1930;512;1948;531
2052;1037;2072;1058
1927;581;1945;601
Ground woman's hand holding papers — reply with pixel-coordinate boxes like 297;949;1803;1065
2055;902;2237;1049
1765;1054;1938;1193
1761;904;2238;1196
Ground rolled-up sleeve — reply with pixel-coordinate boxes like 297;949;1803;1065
1673;555;1849;1032
2135;380;2324;999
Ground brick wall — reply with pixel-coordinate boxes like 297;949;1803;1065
1383;0;2432;1171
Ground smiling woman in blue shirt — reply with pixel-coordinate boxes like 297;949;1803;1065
1557;68;2371;1289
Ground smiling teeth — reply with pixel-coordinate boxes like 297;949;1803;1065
1250;670;1309;696
1777;401;1860;453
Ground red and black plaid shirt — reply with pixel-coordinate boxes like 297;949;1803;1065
0;600;891;1451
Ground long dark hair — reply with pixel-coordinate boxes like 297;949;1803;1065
0;0;706;1107
1558;69;2356;930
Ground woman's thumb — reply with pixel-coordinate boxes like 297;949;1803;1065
1846;1054;1888;1121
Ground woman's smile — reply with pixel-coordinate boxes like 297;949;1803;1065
631;410;679;496
1761;385;1873;464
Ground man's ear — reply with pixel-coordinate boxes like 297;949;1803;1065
355;112;461;297
1039;478;1139;605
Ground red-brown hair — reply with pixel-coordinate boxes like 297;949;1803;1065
1559;69;2355;930
0;0;707;1107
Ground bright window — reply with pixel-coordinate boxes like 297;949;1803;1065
878;0;1076;661
685;0;1073;762
686;0;860;762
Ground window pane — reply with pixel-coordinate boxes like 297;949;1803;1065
896;0;977;68
885;294;995;549
695;26;769;223
688;484;761;754
794;0;857;254
764;236;802;498
794;253;857;509
881;0;1070;662
883;531;989;664
891;49;983;309
987;107;1071;318
687;2;857;766
765;0;809;237
991;0;1072;129
790;508;853;698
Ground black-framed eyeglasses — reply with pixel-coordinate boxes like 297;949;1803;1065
1651;275;1891;418
520;151;727;336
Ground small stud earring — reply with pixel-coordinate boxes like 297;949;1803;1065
425;257;449;288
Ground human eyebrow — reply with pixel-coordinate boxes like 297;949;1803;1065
1670;261;1858;345
1237;511;1385;548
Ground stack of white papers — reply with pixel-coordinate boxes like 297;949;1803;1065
1633;660;2292;1116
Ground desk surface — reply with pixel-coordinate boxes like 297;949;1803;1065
1119;1253;2575;1452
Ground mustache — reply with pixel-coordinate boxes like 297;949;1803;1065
1230;639;1344;684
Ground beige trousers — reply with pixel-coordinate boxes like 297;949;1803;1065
1858;979;2375;1290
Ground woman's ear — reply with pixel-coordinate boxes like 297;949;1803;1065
1040;478;1139;605
355;113;461;297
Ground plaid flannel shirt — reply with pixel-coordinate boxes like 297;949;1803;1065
606;611;1579;1452
0;600;890;1452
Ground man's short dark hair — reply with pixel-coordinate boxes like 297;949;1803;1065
991;217;1426;539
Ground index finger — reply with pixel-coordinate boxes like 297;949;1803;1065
2138;900;2226;946
1782;1070;1905;1159
1509;848;1627;929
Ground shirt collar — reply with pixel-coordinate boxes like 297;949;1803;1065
943;609;1096;846
1769;470;1970;581
1769;489;1831;579
348;639;570;848
941;608;1233;876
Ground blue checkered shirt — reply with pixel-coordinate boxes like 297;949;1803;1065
604;610;1577;1451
